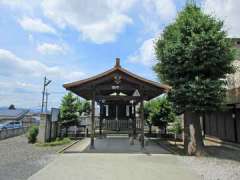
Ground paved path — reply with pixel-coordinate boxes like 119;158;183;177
64;135;170;154
29;136;201;180
0;135;62;180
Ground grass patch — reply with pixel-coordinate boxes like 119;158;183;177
36;137;72;147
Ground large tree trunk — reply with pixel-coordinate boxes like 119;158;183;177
184;111;204;156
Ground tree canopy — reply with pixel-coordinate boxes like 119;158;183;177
60;92;91;123
144;96;176;128
76;99;90;116
60;92;78;122
8;104;16;110
154;3;235;113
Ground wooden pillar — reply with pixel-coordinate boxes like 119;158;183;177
90;91;95;149
99;103;103;136
140;99;144;149
116;104;119;131
133;105;136;138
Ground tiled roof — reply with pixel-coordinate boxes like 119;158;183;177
0;108;29;120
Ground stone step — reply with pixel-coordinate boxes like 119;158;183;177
106;134;129;138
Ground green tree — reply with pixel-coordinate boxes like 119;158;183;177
150;97;176;133
8;104;16;110
144;100;154;135
154;2;235;155
144;97;176;135
76;99;90;116
168;118;183;144
60;92;78;122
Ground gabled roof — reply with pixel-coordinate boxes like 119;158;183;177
64;58;170;90
0;108;29;120
63;58;170;100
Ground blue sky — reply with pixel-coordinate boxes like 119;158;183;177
0;0;239;109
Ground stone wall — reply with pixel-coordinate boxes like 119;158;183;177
226;60;240;90
0;127;28;140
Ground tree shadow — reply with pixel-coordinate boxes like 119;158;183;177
204;145;240;162
153;138;240;163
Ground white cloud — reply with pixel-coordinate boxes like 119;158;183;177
0;80;39;108
144;0;177;22
128;38;156;66
140;0;177;34
18;17;56;34
0;0;39;12
41;0;135;44
0;49;85;108
203;0;240;37
128;0;176;66
0;49;84;81
0;81;39;92
37;43;67;55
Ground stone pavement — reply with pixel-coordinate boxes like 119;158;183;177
64;135;170;154
28;135;202;180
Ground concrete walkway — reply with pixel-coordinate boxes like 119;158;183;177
64;135;170;154
28;136;202;180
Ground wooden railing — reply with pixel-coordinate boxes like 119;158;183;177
103;119;130;130
72;116;142;132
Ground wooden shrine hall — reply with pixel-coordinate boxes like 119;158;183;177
63;58;170;149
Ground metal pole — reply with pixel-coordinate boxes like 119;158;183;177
41;76;46;112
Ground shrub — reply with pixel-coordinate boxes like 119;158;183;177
27;125;39;143
168;118;183;136
36;137;71;147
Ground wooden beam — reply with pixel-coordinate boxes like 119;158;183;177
95;95;141;101
95;83;139;91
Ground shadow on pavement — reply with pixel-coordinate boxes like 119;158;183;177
64;136;171;155
153;138;240;163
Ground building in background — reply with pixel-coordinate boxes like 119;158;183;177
226;38;240;104
0;107;29;124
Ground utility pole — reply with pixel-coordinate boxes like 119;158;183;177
41;77;46;112
41;76;52;113
45;89;50;113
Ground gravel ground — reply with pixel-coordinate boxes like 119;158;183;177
177;146;240;180
0;135;65;180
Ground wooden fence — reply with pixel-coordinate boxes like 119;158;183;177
103;118;141;131
204;109;240;143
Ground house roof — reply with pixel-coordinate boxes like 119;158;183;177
0;108;29;121
63;58;170;100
